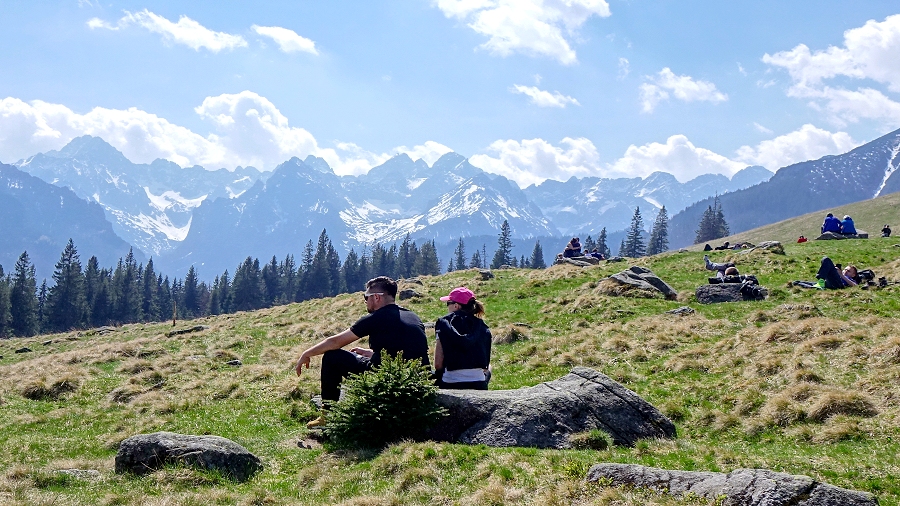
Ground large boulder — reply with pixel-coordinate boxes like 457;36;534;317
115;432;262;482
427;367;675;448
605;266;678;300
587;464;877;506
696;283;766;304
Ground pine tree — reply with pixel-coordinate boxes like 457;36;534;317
397;234;415;279
309;230;333;298
370;243;389;278
453;238;467;271
529;241;546;269
141;258;160;322
597;227;610;257
520;255;526;268
583;235;596;253
37;280;48;333
46;239;86;332
232;257;263;311
618;238;626;257
0;265;11;337
622;207;647;257
415;240;441;275
182;266;200;317
113;248;142;324
261;256;280;306
342;249;363;294
298;240;315;300
647;206;670;256
280;255;298;303
326;242;344;295
490;220;513;269
694;195;730;244
9;251;39;337
469;250;482;269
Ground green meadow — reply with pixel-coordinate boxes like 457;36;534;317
2;235;900;505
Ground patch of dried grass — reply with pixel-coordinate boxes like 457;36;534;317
596;278;659;298
807;390;879;422
492;325;529;345
19;371;83;401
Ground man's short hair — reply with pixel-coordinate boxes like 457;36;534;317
366;276;397;298
724;267;739;276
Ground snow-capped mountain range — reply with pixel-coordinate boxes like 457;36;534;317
10;135;776;276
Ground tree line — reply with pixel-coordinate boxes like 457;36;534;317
0;221;550;338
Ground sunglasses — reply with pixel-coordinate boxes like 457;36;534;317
446;301;458;306
363;292;384;301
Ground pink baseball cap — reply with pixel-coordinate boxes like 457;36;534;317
440;287;475;305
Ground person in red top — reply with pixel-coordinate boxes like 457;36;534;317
797;236;808;243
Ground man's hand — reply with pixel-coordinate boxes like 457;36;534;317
350;347;373;358
295;354;311;376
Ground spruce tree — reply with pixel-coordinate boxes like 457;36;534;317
232;257;263;311
622;207;647;257
46;239;87;332
0;265;11;337
326;242;344;295
490;220;514;269
141;258;160;322
38;280;48;333
618;238;626;257
397;234;415;279
341;249;362;294
182;266;200;317
469;250;482;269
647;206;670;256
298;240;315;300
9;251;39;337
597;227;610;257
280;255;298;303
261;256;280;306
453;238;467;271
583;235;596;253
695;196;730;244
529;241;546;269
415;240;441;275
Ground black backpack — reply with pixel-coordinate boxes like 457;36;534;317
435;313;492;371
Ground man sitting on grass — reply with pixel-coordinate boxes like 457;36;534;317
294;276;429;428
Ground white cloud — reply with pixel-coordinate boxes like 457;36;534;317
470;137;600;187
0;93;456;177
251;25;318;55
640;68;728;113
738;63;747;76
735;124;858;171
607;135;744;182
763;14;900;127
89;9;247;52
617;57;630;80
393;141;454;166
510;84;580;107
434;0;611;65
753;122;773;135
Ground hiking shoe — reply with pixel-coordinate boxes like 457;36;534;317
306;415;327;429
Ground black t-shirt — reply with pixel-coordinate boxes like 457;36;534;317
349;304;429;367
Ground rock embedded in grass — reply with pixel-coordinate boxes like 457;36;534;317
587;463;878;506
428;367;675;448
115;432;262;482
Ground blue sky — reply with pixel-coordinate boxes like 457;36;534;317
1;1;899;186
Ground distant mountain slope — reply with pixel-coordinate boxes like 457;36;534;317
668;127;900;248
0;163;140;280
15;136;263;256
523;165;772;235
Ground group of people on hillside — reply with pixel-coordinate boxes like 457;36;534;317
294;276;492;428
562;237;605;259
821;213;857;235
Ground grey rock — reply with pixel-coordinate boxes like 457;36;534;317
428;367;675;448
606;256;626;262
666;306;695;315
742;241;784;255
479;269;494;280
397;289;421;300
405;277;424;285
556;257;593;267
696;283;767;304
816;232;867;241
15;347;32;353
165;325;210;337
225;359;243;366
42;340;53;346
586;464;877;506
115;432;262;482
608;266;678;300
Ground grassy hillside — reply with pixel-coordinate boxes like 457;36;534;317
688;190;900;249
3;238;900;505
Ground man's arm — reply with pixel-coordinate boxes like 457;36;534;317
295;329;360;376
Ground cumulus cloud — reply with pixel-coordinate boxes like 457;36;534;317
510;84;580;107
470;137;600;187
617;57;630;80
0;93;458;176
607;135;745;182
251;25;318;55
88;9;247;52
735;124;858;171
640;68;728;113
434;0;611;65
392;141;454;166
753;122;774;135
763;14;900;126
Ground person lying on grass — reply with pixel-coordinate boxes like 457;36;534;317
294;276;429;428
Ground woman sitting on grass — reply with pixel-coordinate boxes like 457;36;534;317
433;287;492;390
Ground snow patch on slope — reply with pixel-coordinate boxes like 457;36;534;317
144;187;206;212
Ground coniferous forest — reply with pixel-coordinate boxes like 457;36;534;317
0;223;554;338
